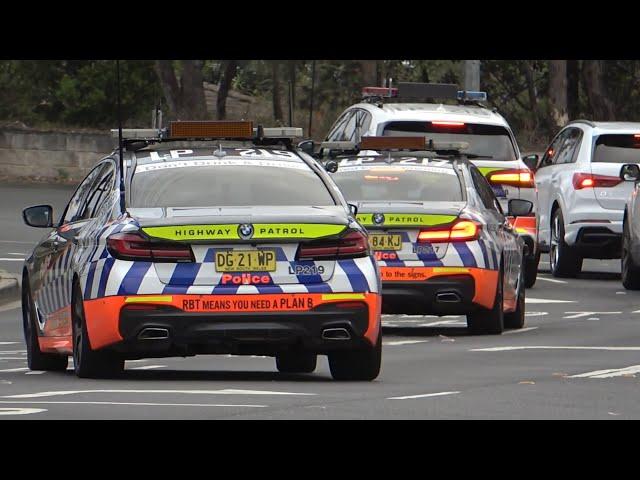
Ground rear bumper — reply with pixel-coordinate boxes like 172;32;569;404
565;221;622;257
82;292;381;357
379;267;498;314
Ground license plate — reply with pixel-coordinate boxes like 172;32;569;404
215;250;277;272
369;234;403;251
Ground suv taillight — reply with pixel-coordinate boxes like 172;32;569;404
418;220;480;243
572;172;622;190
106;232;194;262
296;230;369;261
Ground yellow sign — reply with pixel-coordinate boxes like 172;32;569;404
356;214;456;227
142;223;346;241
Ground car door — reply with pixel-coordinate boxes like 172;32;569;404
535;129;570;249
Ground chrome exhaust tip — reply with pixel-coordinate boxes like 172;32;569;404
436;292;461;303
138;328;170;340
321;328;351;340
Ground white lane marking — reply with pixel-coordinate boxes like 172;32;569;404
0;407;47;416
388;391;460;400
0;367;29;373
503;327;539;335
0;401;265;408
0;302;21;313
537;277;568;284
472;346;640;352
0;350;26;354
130;365;166;370
25;371;45;375
0;258;25;262
526;298;575;304
0;240;33;244
525;311;548;317
587;318;600;321
0;358;29;360
0;342;19;345
415;319;462;327
570;365;640;379
563;311;621;319
3;389;317;399
616;292;626;295
383;340;429;346
7;253;25;256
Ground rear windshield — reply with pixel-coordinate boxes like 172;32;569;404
593;134;640;164
382;122;517;161
130;159;336;207
332;165;463;202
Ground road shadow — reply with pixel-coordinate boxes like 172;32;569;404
575;271;621;281
383;325;473;337
117;369;334;382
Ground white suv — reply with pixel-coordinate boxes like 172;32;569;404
534;120;640;277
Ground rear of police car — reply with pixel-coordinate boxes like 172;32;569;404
82;122;381;380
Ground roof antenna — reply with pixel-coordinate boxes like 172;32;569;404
116;60;126;214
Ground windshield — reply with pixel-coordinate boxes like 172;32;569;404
593;134;640;163
382;121;517;161
130;159;336;207
332;165;463;203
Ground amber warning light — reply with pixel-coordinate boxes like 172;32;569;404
169;121;254;139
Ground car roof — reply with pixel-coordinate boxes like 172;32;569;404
569;120;640;134
349;102;510;127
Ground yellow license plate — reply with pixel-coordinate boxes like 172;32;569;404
215;250;277;272
369;234;403;251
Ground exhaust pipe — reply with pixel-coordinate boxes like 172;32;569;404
436;292;461;303
138;328;170;340
322;328;351;340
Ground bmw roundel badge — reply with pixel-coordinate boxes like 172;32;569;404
373;213;385;225
238;223;254;240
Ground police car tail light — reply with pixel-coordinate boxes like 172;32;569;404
487;169;535;188
361;86;398;98
107;232;194;262
418;220;479;243
296;230;369;260
572;173;622;190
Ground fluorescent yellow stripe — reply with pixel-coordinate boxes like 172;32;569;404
321;294;366;301
125;296;173;303
477;167;503;177
356;213;456;227
515;227;530;234
432;267;469;274
142;223;346;241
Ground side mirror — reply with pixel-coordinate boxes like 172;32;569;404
522;154;539;171
620;163;640;182
324;160;339;173
297;140;315;156
23;205;54;228
507;199;533;217
348;203;358;216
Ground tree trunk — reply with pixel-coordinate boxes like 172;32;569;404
520;61;539;130
359;60;378;87
180;60;207;120
567;60;579;119
583;60;615;120
217;60;239;120
549;60;568;128
155;60;181;117
272;62;283;122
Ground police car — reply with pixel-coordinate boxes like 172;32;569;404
321;82;539;288
20;121;381;380
325;136;529;334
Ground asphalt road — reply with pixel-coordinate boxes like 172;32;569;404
1;184;639;419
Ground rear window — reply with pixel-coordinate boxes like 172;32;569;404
332;165;463;202
130;159;336;207
382;121;517;161
593;134;640;164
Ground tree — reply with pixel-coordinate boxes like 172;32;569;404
271;61;283;123
549;60;568;128
155;60;207;120
583;60;615;120
216;60;239;120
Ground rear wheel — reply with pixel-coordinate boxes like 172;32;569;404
275;352;317;374
467;264;504;335
328;334;381;381
72;284;124;379
524;250;540;288
22;280;68;371
504;259;526;329
621;218;640;290
550;208;582;277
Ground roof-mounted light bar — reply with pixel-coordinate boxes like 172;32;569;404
361;82;488;104
456;90;487;102
361;86;398;99
360;136;426;151
110;128;163;140
169;120;254;139
258;127;303;138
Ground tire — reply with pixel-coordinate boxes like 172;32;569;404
72;283;124;379
22;280;68;371
550;208;582;278
467;264;504;335
275;352;317;374
328;334;381;381
621;218;640;290
504;259;526;329
524;250;540;288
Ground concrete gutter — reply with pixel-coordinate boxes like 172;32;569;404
0;269;20;305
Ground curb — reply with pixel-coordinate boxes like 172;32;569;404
0;270;20;305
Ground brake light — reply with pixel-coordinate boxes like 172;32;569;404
296;230;369;260
107;232;194;262
431;121;466;127
487;169;535;188
572;173;622;190
418;220;480;243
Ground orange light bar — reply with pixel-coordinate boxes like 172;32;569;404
431;121;466;127
487;169;535;188
418;220;479;243
169;121;253;139
360;136;426;150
